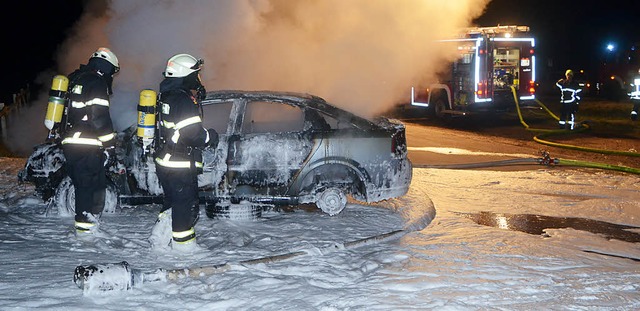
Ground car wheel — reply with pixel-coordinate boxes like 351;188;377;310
315;187;347;216
205;200;262;220
52;176;118;216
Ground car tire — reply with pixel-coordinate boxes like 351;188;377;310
315;187;347;216
205;201;262;220
52;176;118;216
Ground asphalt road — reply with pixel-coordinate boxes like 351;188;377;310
401;113;639;173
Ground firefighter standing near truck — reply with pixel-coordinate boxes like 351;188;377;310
150;53;218;252
629;69;640;121
61;47;119;234
556;69;582;130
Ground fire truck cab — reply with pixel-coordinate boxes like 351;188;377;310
411;25;536;118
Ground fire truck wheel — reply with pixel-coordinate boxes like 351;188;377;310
432;97;447;119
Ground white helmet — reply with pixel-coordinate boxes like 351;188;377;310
164;53;203;78
91;47;119;72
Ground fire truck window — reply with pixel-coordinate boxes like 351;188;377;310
201;101;233;135
242;101;304;134
493;47;520;89
459;53;474;64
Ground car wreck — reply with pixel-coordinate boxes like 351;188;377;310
19;90;412;218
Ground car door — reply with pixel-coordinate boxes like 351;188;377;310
199;100;235;189
226;100;313;193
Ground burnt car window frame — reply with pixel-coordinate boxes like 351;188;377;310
241;100;305;134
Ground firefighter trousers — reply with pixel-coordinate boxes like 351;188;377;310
559;102;578;129
62;144;107;223
156;165;200;234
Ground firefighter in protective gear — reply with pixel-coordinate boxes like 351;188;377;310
61;47;119;233
556;69;582;130
152;53;218;252
629;69;640;121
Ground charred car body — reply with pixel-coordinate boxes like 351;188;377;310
19;90;412;218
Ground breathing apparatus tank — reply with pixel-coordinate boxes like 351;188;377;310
44;75;69;130
137;89;157;154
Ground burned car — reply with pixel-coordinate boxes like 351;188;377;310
19;90;412;218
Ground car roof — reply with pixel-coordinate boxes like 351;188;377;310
202;90;379;130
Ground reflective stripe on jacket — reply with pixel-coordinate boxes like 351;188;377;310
556;79;582;104
63;66;115;147
155;87;210;169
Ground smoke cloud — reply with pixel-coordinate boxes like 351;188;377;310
10;0;490;155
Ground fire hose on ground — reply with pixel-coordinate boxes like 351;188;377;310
422;87;640;175
414;87;639;174
73;229;412;294
413;150;640;175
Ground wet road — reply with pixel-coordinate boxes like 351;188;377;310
462;211;640;243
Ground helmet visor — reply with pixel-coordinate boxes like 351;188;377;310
191;58;204;71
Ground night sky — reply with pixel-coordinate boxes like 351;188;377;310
2;0;639;104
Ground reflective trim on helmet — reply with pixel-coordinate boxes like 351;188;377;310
61;132;103;146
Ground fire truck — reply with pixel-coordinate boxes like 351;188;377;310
411;25;537;118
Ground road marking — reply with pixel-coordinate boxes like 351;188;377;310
408;146;533;158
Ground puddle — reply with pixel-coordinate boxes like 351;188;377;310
461;211;640;243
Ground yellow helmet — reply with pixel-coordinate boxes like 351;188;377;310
565;69;574;77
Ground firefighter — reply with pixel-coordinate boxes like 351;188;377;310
151;53;218;252
629;69;640;121
556;69;582;130
61;47;119;234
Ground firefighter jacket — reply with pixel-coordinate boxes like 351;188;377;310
61;65;115;148
155;78;212;170
556;78;582;104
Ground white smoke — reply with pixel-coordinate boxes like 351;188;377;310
54;0;491;133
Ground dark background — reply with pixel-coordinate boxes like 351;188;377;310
2;0;639;104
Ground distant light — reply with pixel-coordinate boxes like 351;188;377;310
606;44;615;52
504;32;512;38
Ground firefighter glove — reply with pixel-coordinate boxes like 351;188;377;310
103;147;116;168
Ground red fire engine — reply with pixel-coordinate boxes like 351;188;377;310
411;25;536;118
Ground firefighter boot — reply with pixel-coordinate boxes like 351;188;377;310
171;237;200;253
171;227;204;253
149;209;172;250
75;212;100;235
